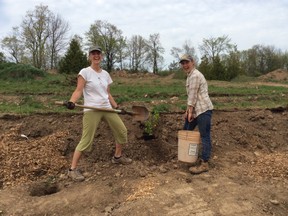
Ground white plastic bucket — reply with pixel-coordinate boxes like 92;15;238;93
178;130;200;163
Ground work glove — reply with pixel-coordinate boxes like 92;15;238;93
65;101;75;110
115;105;126;114
119;109;127;114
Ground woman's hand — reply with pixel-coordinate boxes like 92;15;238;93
184;107;194;122
187;111;194;122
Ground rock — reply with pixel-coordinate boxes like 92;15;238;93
139;170;147;177
159;166;168;173
270;199;280;205
115;172;121;177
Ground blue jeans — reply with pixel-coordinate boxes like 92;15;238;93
183;110;212;162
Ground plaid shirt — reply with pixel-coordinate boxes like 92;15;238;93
186;68;213;117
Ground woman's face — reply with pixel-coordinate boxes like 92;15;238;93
89;51;102;64
180;60;194;73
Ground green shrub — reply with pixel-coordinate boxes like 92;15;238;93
144;110;160;135
0;63;46;80
0;62;15;70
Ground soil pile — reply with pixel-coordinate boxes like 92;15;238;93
259;69;288;81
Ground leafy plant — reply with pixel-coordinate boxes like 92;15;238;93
144;110;160;135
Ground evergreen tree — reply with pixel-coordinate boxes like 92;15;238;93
58;38;88;74
212;56;226;80
198;56;213;80
0;52;6;63
223;51;243;80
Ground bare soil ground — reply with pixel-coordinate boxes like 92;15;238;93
0;108;287;216
0;70;288;216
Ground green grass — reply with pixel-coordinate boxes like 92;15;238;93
209;84;288;95
0;74;74;94
0;73;287;114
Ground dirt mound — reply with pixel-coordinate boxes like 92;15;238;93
110;70;158;78
259;69;288;81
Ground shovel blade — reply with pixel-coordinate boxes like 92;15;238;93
132;106;149;121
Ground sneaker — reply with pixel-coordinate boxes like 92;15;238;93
189;161;209;174
68;169;85;182
111;156;132;165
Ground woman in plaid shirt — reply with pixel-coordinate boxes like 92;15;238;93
179;54;214;174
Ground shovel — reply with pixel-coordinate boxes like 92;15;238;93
55;101;149;121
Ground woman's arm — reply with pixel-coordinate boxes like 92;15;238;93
69;75;85;103
107;85;118;108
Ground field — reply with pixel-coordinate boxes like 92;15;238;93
0;70;288;216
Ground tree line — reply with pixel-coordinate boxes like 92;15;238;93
1;4;287;80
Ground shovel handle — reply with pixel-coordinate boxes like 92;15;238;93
55;101;133;114
54;101;149;121
76;104;122;113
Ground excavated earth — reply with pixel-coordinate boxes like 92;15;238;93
0;107;287;216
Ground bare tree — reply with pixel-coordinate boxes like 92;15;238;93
1;5;69;69
183;40;197;57
1;27;25;63
170;47;182;59
127;35;149;72
147;33;165;74
198;35;239;80
170;40;198;63
47;13;70;69
199;35;236;63
114;36;128;70
85;20;125;71
21;4;51;69
20;5;70;70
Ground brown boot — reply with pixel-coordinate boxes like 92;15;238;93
190;158;202;167
189;160;209;174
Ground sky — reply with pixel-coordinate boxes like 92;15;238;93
0;0;288;68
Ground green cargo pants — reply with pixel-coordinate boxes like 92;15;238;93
76;111;127;152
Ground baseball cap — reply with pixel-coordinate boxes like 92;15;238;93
89;46;102;53
179;54;193;63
